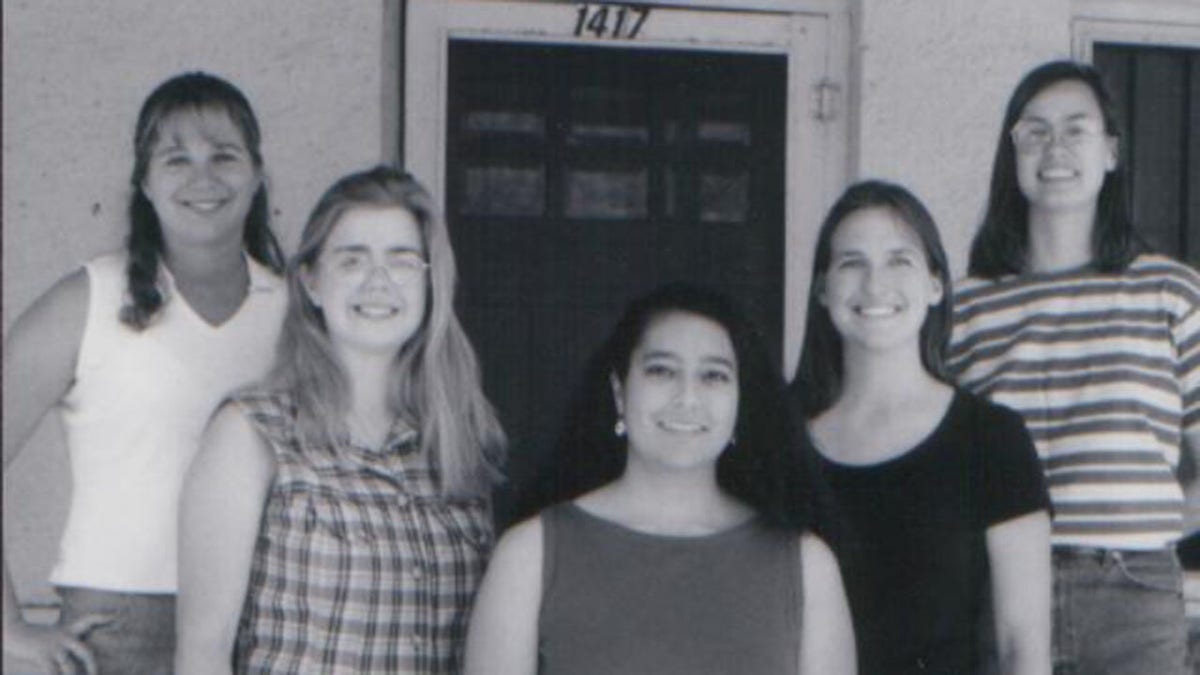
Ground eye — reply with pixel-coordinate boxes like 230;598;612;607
700;368;733;385
834;257;863;270
1063;122;1097;143
212;151;241;164
336;253;366;271
643;363;676;379
161;154;189;168
890;254;917;267
388;252;427;272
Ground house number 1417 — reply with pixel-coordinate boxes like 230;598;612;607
573;4;651;39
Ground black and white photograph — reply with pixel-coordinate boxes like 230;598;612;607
3;1;1199;673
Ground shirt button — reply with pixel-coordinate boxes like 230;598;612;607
409;563;424;580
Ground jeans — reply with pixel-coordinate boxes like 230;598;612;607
56;587;175;675
1052;547;1188;674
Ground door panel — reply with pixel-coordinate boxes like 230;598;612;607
447;41;786;522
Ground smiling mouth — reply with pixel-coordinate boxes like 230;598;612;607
656;419;709;433
182;199;227;213
352;303;400;319
1038;167;1077;181
855;305;901;318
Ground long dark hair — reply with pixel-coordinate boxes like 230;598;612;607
121;72;284;329
968;60;1139;278
520;283;806;530
791;180;953;416
270;165;506;497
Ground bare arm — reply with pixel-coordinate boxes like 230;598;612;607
175;403;275;675
986;511;1052;675
463;516;543;675
798;533;855;675
2;270;107;673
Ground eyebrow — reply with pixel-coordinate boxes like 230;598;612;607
639;351;736;370
329;244;424;255
1019;112;1099;124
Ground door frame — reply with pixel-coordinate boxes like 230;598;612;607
404;0;849;375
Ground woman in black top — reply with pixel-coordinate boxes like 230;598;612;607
791;180;1051;674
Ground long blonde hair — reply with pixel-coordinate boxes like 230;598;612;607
269;166;505;497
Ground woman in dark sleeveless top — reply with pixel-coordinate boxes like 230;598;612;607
464;284;855;675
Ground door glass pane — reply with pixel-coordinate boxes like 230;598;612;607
564;167;648;219
699;171;749;223
461;166;545;217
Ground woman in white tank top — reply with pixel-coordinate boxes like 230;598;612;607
2;72;286;674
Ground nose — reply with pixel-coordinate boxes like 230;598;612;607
362;262;394;288
863;263;886;295
675;374;701;408
185;160;223;189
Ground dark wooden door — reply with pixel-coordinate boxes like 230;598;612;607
446;41;787;523
1094;44;1199;268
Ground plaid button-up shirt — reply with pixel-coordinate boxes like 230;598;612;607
231;389;493;674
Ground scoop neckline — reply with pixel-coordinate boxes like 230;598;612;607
561;501;760;542
811;389;963;473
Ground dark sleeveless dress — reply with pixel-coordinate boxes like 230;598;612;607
537;502;802;675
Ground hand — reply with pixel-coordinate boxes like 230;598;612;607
5;613;112;674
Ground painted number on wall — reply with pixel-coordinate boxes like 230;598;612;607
573;4;651;40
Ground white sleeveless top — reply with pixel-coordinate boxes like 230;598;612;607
53;252;286;592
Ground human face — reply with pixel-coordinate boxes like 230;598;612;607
1013;80;1117;218
819;207;943;355
303;207;429;358
140;107;261;252
613;311;739;474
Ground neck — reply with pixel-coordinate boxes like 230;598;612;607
606;456;745;534
1026;206;1095;273
336;347;395;423
839;343;938;408
162;239;247;282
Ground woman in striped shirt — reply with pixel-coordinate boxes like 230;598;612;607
950;60;1200;674
176;166;506;674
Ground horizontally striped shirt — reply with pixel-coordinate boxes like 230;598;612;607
949;255;1200;550
231;389;493;674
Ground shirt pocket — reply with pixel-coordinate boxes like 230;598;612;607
303;489;382;544
424;498;495;554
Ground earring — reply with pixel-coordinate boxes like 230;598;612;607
614;418;627;437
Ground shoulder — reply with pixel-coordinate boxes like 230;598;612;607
7;267;90;350
246;255;287;294
799;532;841;583
487;515;546;583
86;250;128;275
195;400;276;473
223;386;296;445
1128;253;1198;279
954;389;1024;427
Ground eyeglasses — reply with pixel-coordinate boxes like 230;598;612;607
333;250;430;285
1010;118;1106;153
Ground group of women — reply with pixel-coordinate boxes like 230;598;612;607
1;57;1196;675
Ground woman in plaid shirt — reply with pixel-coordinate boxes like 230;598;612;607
175;166;506;674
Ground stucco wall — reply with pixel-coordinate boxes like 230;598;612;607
852;0;1070;277
3;0;393;608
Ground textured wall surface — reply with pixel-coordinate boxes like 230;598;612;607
2;0;391;610
853;0;1070;277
